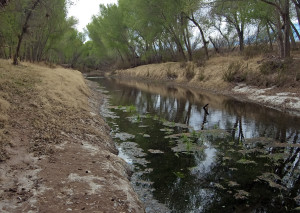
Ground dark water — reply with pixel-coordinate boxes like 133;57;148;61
90;77;300;213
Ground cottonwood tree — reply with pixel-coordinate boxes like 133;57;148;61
212;0;254;52
260;0;291;58
13;0;42;65
88;4;131;66
182;0;210;60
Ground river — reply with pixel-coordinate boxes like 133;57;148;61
89;77;300;213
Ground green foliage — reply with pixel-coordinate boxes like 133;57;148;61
0;0;85;66
173;171;185;178
126;105;137;113
0;0;295;68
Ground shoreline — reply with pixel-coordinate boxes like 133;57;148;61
102;61;300;116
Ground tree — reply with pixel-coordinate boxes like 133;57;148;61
0;0;9;7
13;0;42;65
260;0;291;58
212;0;254;52
183;0;210;60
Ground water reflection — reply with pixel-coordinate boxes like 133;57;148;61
93;77;300;212
104;78;299;143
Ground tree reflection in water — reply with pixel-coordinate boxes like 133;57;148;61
95;77;300;212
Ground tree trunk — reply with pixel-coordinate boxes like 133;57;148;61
236;26;244;51
255;22;261;45
295;3;300;29
266;22;273;50
188;14;209;60
183;27;193;61
209;36;220;53
283;0;290;58
13;0;41;65
291;21;300;41
276;12;284;58
290;26;297;49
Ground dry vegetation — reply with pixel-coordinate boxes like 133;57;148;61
111;49;300;93
112;55;258;92
0;59;96;159
0;59;143;212
108;49;300;114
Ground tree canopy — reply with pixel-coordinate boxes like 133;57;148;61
0;0;299;69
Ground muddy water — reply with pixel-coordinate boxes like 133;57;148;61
91;77;300;213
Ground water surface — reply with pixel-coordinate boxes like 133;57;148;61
91;77;300;213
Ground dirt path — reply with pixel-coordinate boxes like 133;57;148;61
0;60;144;212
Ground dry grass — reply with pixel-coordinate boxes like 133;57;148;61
111;52;300;92
112;55;257;91
0;59;93;160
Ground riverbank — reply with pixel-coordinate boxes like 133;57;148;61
0;59;144;212
107;54;300;115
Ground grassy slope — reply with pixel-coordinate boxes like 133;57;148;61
0;59;91;160
110;53;300;112
0;59;144;212
112;55;261;92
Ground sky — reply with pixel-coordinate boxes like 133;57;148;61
67;0;118;32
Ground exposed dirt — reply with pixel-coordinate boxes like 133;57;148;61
0;60;144;212
107;54;300;115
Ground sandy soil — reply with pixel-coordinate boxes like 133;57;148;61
0;60;144;212
109;55;300;115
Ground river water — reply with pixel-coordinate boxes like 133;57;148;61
90;77;300;213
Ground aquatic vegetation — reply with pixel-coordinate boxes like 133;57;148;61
214;183;226;190
126;105;137;113
256;172;287;191
148;149;164;154
95;77;300;213
159;128;174;132
234;190;250;200
237;158;257;165
223;156;231;161
172;140;206;153
228;181;240;187
268;153;289;162
191;130;197;138
113;132;135;141
173;171;185;178
143;134;150;138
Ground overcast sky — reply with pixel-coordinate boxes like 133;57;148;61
67;0;118;32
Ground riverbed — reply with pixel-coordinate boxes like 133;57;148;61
90;77;300;213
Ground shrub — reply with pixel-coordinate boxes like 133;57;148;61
194;58;206;68
243;44;271;59
166;65;177;79
180;61;187;68
185;63;195;80
259;58;292;75
223;61;251;83
198;70;205;81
